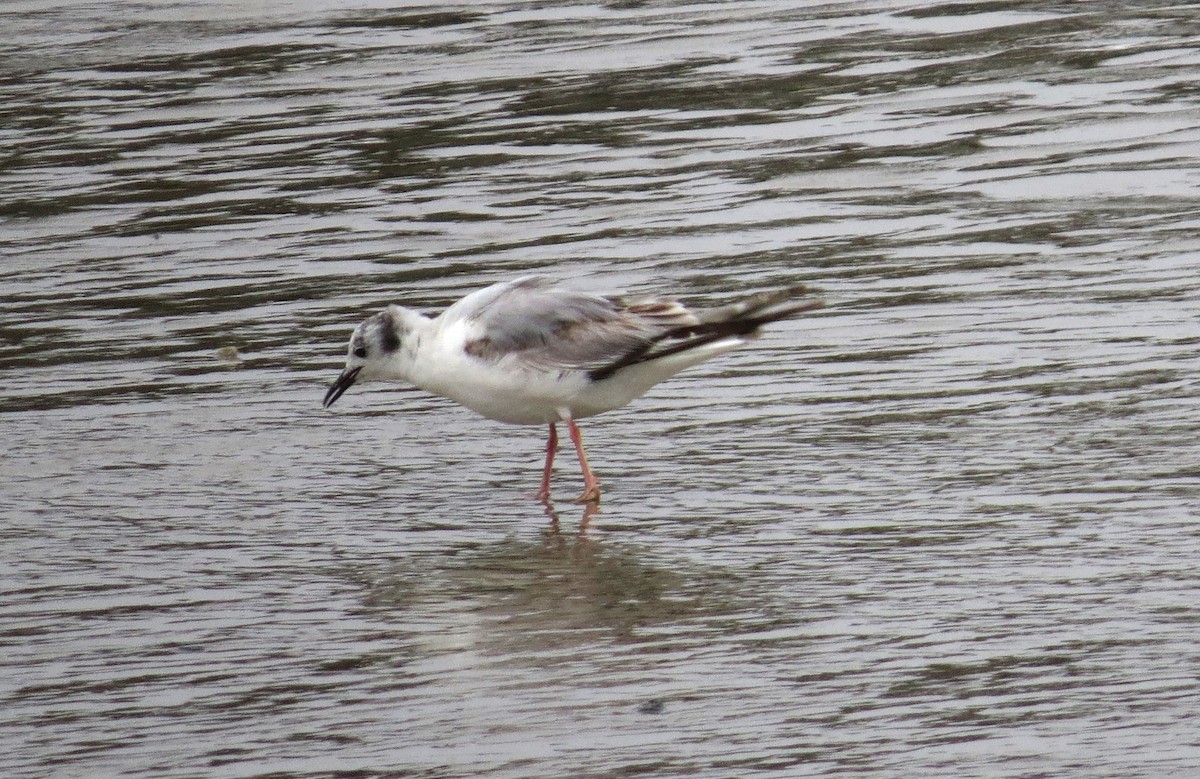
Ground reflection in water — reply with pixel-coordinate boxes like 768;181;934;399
361;511;733;646
3;1;1200;777
541;498;600;536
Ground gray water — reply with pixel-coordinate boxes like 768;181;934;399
3;2;1199;777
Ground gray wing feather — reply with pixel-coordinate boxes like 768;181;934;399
450;277;821;375
454;277;699;371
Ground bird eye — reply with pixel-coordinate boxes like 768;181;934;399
353;346;367;359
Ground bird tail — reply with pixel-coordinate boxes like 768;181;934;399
588;285;824;381
695;284;825;329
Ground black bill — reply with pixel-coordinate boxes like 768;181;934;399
323;366;362;408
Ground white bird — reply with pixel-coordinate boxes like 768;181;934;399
323;276;823;503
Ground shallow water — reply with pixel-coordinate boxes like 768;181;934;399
3;1;1200;777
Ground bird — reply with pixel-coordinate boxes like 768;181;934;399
323;276;823;503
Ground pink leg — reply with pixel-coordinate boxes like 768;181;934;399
537;423;558;502
566;418;601;503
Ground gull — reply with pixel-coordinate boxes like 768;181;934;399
323;276;823;503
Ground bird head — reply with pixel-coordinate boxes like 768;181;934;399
323;306;413;408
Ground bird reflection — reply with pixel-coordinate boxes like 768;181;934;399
540;495;601;536
356;507;726;645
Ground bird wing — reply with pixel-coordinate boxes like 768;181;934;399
447;277;701;373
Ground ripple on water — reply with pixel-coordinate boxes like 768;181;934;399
3;1;1200;777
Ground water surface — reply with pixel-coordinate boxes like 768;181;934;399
3;2;1200;777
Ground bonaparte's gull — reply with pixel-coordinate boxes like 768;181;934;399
323;276;823;503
